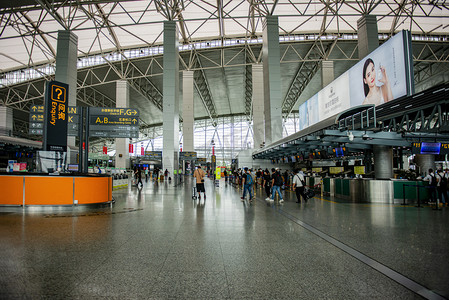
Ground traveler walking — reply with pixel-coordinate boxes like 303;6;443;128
263;169;272;200
271;168;284;203
241;167;254;203
135;167;143;188
144;168;149;182
193;165;206;200
292;169;306;203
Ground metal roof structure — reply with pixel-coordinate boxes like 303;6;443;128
0;1;448;142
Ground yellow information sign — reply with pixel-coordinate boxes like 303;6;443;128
354;166;366;175
215;167;221;180
330;167;344;174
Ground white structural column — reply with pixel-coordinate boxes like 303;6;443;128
162;21;180;174
115;80;130;169
55;30;78;161
182;71;194;152
252;64;264;149
321;61;334;88
357;15;379;58
0;107;13;135
262;16;282;145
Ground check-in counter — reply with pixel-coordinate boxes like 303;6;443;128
350;179;364;202
362;179;394;203
335;178;351;200
320;177;431;204
322;177;330;195
0;173;112;206
392;180;429;204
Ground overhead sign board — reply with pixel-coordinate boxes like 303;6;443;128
89;107;140;138
89;153;109;160
143;151;163;161
29;105;79;136
180;152;197;160
411;142;449;155
89;107;139;116
90;115;139;126
29;105;45;135
43;81;68;151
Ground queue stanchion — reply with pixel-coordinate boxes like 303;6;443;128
432;186;441;211
416;185;422;208
402;184;406;206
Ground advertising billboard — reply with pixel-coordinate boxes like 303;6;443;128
297;30;413;131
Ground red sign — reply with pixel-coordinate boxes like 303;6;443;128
129;144;134;153
83;142;85;150
103;146;107;154
141;147;144;156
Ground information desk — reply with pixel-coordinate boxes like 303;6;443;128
0;173;112;206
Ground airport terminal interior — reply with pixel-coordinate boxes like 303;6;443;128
1;0;449;299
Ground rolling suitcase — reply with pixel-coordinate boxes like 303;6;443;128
192;186;197;199
304;187;315;200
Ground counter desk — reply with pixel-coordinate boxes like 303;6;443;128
314;177;430;204
0;172;112;206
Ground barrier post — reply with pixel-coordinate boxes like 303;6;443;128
416;186;422;208
433;187;441;211
402;184;406;206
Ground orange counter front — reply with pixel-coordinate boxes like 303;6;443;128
0;174;112;206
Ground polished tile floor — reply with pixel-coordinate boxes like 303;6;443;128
1;177;448;299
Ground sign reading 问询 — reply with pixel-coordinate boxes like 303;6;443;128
43;81;68;151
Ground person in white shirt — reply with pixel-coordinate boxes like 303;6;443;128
292;169;307;203
437;169;447;206
423;168;437;203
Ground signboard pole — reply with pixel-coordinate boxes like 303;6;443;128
83;107;90;173
78;107;84;172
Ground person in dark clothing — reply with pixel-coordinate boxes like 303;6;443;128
262;169;272;200
135;167;143;188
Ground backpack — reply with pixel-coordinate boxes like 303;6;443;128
438;173;447;188
429;174;437;187
274;173;283;186
246;173;253;185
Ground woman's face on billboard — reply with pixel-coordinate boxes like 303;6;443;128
363;62;376;89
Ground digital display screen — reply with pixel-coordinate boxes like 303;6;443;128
68;164;78;171
335;148;344;157
420;142;441;155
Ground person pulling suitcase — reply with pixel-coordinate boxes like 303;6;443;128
292;169;306;203
193;165;206;200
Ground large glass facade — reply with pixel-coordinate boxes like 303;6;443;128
128;114;299;166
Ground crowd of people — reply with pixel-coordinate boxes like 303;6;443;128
130;165;311;204
231;167;309;204
423;168;449;206
131;166;184;189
